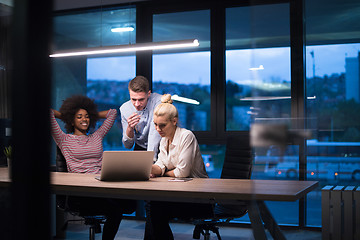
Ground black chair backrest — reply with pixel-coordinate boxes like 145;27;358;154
221;134;253;179
56;146;68;172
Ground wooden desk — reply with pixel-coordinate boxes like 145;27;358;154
0;168;318;239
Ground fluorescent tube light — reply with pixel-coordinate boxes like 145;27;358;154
240;96;317;101
241;96;291;101
111;26;135;32
249;65;264;71
171;95;200;105
50;39;199;58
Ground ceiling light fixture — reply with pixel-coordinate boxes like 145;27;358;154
111;26;135;32
249;65;264;71
49;39;199;58
240;96;317;101
172;94;200;105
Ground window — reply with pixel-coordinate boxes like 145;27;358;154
305;0;360;226
226;47;291;131
226;4;291;131
50;0;360;228
52;7;137;151
226;4;299;225
53;7;136;51
152;10;218;185
87;56;136;150
199;144;226;178
305;43;360;226
153;52;211;131
152;10;211;131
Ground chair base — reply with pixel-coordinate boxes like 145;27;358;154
58;214;105;240
84;216;106;240
193;223;222;240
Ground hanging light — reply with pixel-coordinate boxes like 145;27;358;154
49;39;200;58
111;26;135;32
171;95;200;105
249;65;264;71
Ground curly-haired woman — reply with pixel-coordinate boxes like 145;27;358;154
50;95;135;240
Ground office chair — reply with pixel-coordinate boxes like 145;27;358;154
55;147;106;240
192;134;253;240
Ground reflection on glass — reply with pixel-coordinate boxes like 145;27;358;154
153;10;210;47
153;52;211;131
52;7;137;151
53;7;136;51
225;3;297;225
226;48;291;131
86;56;136;150
306;43;360;226
152;9;210;131
226;3;290;132
199;144;226;179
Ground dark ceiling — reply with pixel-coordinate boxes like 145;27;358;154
1;0;360;51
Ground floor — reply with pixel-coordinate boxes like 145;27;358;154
56;218;322;240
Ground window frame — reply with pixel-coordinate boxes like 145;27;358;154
137;0;309;227
51;0;315;228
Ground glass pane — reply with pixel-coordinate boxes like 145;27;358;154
153;52;211;131
52;7;137;151
226;48;291;131
305;0;360;227
153;10;210;49
87;56;136;150
53;7;136;51
153;10;211;131
226;3;298;225
306;43;360;226
199;144;226;179
52;6;137;105
226;4;291;131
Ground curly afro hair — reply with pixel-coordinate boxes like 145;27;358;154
59;95;99;133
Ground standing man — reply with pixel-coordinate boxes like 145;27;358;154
120;76;162;240
120;75;162;153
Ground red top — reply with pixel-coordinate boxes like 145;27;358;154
50;109;117;174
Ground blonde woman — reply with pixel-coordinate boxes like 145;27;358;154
147;94;212;240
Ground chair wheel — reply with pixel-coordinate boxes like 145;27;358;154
94;222;102;233
193;225;201;239
89;227;95;240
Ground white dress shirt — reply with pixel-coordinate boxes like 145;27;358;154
154;127;208;178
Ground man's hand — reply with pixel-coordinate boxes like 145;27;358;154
127;113;141;131
125;113;141;139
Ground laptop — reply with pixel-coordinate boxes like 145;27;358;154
95;151;154;181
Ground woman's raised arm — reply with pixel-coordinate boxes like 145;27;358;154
51;109;62;119
98;110;110;119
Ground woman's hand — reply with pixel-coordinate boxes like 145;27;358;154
164;170;175;177
51;109;62;119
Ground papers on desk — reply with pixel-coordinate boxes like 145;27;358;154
168;178;193;182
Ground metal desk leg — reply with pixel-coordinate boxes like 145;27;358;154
258;201;286;240
247;201;268;240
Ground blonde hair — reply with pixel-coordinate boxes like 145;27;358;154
154;94;178;120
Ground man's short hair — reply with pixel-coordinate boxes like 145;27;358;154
128;76;150;93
